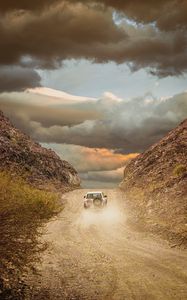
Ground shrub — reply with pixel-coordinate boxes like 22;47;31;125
173;164;187;177
0;171;61;298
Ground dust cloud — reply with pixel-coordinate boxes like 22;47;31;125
75;203;125;229
27;189;187;299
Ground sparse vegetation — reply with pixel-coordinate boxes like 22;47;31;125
0;171;61;299
173;164;186;177
120;119;187;247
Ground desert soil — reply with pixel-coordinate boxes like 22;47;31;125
27;189;187;300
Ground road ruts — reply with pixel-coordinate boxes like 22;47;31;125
28;189;187;300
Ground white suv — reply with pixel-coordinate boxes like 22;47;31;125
84;191;107;209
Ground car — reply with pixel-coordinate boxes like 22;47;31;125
83;191;107;209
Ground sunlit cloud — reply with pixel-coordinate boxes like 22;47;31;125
0;0;186;188
40;143;138;188
43;143;138;173
27;87;96;104
0;89;186;154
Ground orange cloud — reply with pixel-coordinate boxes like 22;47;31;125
44;143;139;173
80;147;138;168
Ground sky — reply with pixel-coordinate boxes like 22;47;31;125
0;0;187;187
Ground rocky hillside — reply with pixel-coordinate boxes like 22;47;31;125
120;119;187;247
0;110;80;192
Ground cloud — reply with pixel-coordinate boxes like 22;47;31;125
0;3;125;67
42;143;134;187
77;0;187;30
0;1;186;77
2;1;185;32
80;167;124;183
1;89;186;153
0;1;60;12
0;66;41;92
43;143;138;173
27;87;96;104
0;91;100;128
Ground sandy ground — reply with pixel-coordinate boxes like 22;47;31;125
28;189;187;300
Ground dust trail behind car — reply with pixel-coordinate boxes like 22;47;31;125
76;199;124;229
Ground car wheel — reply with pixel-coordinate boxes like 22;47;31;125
93;198;102;208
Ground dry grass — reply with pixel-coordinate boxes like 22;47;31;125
173;164;187;177
0;171;61;299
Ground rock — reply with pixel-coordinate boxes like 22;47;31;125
120;119;187;246
0;110;81;192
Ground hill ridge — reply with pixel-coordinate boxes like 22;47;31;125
0;110;80;192
120;119;187;246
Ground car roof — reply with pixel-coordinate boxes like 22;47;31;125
86;191;102;194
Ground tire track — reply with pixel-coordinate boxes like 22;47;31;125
28;189;187;300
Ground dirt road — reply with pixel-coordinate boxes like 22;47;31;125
29;189;187;300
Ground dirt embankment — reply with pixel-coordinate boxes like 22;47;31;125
120;119;187;247
0;171;63;300
0;110;81;298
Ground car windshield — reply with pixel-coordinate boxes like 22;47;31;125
87;193;102;199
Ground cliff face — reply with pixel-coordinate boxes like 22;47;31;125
120;119;187;246
0;111;80;192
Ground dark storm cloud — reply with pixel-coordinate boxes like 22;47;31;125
2;0;186;30
0;3;126;67
0;66;41;92
1;91;186;153
76;0;187;30
0;0;186;78
0;1;60;12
